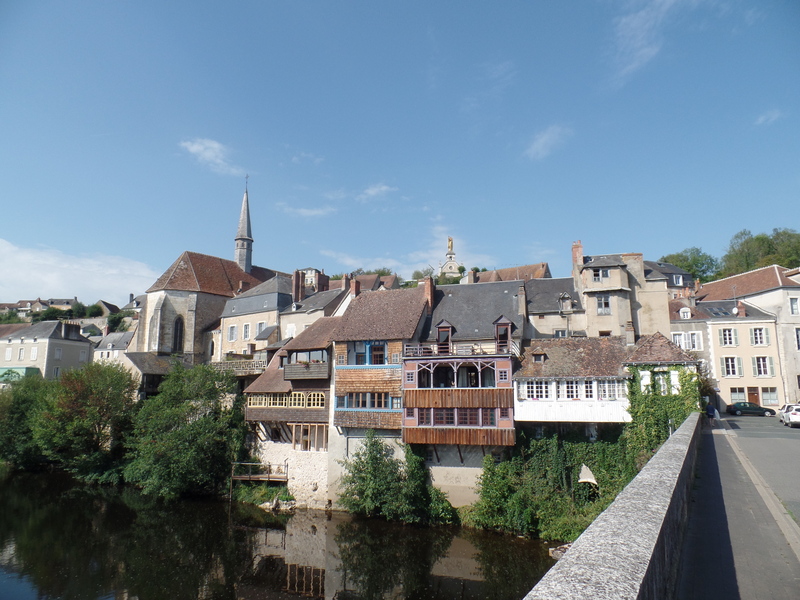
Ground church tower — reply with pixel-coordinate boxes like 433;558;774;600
235;184;253;273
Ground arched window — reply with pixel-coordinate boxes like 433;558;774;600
172;317;184;354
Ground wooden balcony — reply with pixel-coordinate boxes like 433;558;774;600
404;340;521;358
283;362;330;380
404;388;514;409
402;427;515;446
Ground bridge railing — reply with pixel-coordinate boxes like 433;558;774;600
525;411;701;600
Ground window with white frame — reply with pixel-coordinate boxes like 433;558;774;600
753;356;774;377
720;328;738;347
30;347;37;361
243;324;250;340
54;347;62;360
498;369;509;382
679;307;691;319
405;370;415;384
17;347;24;361
592;268;609;282
256;322;266;335
762;387;779;406
584;381;594;399
672;332;702;351
673;275;684;286
227;325;237;342
791;297;799;315
554;329;567;338
796;328;800;351
722;356;742;377
4;347;11;361
730;387;745;402
566;380;579;399
596;295;611;315
750;327;770;346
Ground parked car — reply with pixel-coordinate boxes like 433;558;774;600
783;406;800;428
726;402;776;417
778;404;797;425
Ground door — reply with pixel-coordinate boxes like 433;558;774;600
747;387;760;405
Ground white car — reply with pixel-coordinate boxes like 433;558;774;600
778;404;796;425
783;405;800;428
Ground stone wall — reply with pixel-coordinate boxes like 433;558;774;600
252;441;329;509
525;411;700;600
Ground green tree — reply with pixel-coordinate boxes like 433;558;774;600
411;266;434;280
71;302;87;318
32;362;138;482
107;310;133;332
0;375;54;469
31;307;67;323
124;364;246;500
86;304;104;318
0;311;24;324
659;247;720;283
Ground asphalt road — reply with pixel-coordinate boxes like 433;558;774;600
722;412;800;525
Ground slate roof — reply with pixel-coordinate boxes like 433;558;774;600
668;299;773;321
473;262;551;283
580;254;627;270
625;332;697;365
1;321;89;342
525;277;582;314
279;288;347;315
697;265;800;301
643;261;692;283
0;323;30;338
419;280;525;342
95;331;135;351
254;325;278;341
334;287;428;341
220;275;293;317
124;352;182;375
146;251;284;297
282;317;342;351
515;337;630;379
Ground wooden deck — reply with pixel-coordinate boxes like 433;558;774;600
229;461;288;483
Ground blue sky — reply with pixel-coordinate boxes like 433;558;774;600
1;1;798;307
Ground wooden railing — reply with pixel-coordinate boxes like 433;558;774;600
229;461;289;498
404;342;514;357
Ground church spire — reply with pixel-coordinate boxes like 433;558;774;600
235;178;253;273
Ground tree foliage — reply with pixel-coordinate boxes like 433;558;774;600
31;362;138;482
659;247;720;283
124;364;247;501
0;311;24;324
410;266;434;280
338;430;457;525
107;310;133;333
0;375;54;469
720;228;800;276
86;304;104;318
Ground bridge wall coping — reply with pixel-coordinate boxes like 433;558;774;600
525;411;701;600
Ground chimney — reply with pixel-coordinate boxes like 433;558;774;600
625;321;636;346
316;272;330;293
129;293;134;304
466;270;476;284
736;301;747;317
238;280;251;294
292;270;305;302
517;284;528;319
349;278;361;298
341;273;350;293
423;277;435;315
571;240;584;269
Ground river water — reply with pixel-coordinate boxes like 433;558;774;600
0;472;554;599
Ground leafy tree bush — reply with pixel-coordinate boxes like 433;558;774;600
124;364;247;500
338;430;457;525
31;307;68;323
0;311;24;324
659;247;720;283
31;362;138;483
0;375;54;469
86;304;104;318
107;310;133;333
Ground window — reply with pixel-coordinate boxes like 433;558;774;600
673;275;684;286
307;392;325;408
566;381;579;399
796;328;800;351
243;323;250;340
370;344;385;365
761;388;779;406
482;408;496;426
720;328;738;347
753;356;774;377
722;357;742;377
419;409;432;425
584;381;594;399
5;347;12;361
173;317;184;353
53;366;60;378
750;327;769;346
79;350;87;362
339;392;393;409
673;332;701;351
730;387;746;402
458;408;479;426
554;329;567;338
592;268;609;282
30;347;37;361
433;408;455;425
500;408;510;419
54;347;62;360
405;407;414;418
596;295;611;315
498;369;509;382
290;424;328;451
405;371;415;384
17;347;24;361
256;322;266;335
535;380;549;399
227;325;237;342
791;297;799;315
679;308;691;319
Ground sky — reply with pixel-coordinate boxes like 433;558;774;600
1;1;798;307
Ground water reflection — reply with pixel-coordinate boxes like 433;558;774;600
0;473;553;599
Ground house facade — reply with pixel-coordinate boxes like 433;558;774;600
0;321;92;382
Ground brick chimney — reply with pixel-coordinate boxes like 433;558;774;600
292;270;305;302
466;270;476;284
423;277;435;315
625;321;636;346
517;284;528;318
349;278;361;298
316;272;330;293
571;240;584;269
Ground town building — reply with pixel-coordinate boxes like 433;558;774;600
0;321;92;382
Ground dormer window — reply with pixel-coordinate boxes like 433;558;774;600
436;320;453;355
674;275;684;286
494;317;512;353
592;268;610;282
533;353;545;363
680;308;691;319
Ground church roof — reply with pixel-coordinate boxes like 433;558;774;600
146;251;280;298
473;262;551;283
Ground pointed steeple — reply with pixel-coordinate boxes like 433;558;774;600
234;180;253;273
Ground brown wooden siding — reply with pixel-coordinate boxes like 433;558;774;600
245;407;328;423
335;367;403;395
402;427;515;446
404;388;514;408
334;410;402;429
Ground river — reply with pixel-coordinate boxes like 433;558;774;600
0;472;554;599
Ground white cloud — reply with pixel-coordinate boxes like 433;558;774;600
357;183;398;202
179;138;245;175
524;125;573;160
754;109;784;126
0;239;160;308
276;202;336;217
612;0;681;83
291;151;324;165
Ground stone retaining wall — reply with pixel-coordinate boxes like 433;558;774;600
525;412;701;600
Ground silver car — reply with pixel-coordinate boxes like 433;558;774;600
782;405;800;428
778;404;796;425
